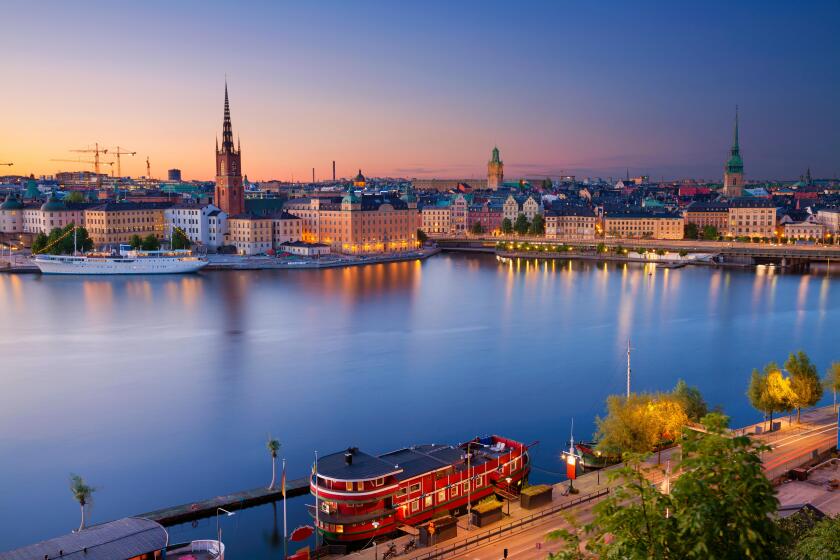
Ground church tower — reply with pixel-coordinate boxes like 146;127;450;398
722;107;744;198
487;146;504;190
215;82;245;216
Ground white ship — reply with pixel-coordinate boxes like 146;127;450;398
34;245;208;275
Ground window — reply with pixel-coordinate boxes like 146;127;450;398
374;477;384;487
450;485;459;498
346;481;353;491
408;483;421;494
411;500;419;512
437;490;446;503
358;481;365;491
475;475;483;487
424;495;433;508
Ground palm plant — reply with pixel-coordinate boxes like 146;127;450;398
267;437;281;490
70;474;95;531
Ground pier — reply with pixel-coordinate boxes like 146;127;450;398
138;476;310;526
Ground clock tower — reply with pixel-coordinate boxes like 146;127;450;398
215;82;245;216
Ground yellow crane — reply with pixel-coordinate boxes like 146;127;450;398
70;143;108;177
0;163;13;167
109;147;136;179
50;158;115;184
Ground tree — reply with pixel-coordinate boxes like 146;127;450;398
31;232;48;254
541;177;553;191
788;516;840;560
70;474;95;531
65;191;86;204
550;413;784;560
649;397;688;464
671;379;708;422
824;362;840;414
702;225;719;240
595;242;606;253
748;363;795;431
129;234;143;249
267;436;281;490
786;351;823;423
469;222;484;235
171;227;191;250
529;213;545;235
513;213;530;235
501;218;513;234
684;222;699;239
416;229;428;244
140;234;160;251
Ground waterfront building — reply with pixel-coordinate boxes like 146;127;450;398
722;107;745;198
420;200;451;235
84;202;171;246
502;195;520;224
214;83;245;217
310;436;530;544
283;191;418;254
0;194;25;234
780;214;825;240
467;201;503;233
816;208;840;233
226;211;301;255
163;203;227;248
487;146;504;190
727;198;776;238
684;201;729;233
544;205;598;240
450;194;469;234
278;240;330;257
522;195;542;221
603;210;684;239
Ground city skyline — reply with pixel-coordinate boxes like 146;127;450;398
3;0;839;182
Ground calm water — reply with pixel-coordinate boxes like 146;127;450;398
0;254;837;556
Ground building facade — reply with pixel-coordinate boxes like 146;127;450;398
467;202;503;233
603;211;684;240
684;201;729;233
420;201;451;235
727;198;775;238
214;83;245;217
84;202;170;246
545;206;598;240
164;203;227;248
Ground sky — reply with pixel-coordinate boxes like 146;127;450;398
2;0;839;182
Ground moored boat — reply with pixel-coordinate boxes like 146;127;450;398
310;435;531;544
33;244;208;275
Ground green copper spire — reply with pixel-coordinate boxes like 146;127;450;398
490;146;501;164
725;106;743;174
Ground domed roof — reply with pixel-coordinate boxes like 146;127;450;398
354;169;365;182
0;193;24;210
41;196;67;212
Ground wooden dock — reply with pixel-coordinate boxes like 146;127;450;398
138;476;310;526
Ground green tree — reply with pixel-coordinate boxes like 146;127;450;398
824;361;840;414
65;191;86;204
541;177;553;191
31;232;48;254
684;222;699;239
129;234;143;249
786;351;823;423
789;515;840;560
701;225;719;240
70;474;95;532
469;222;484;235
551;413;783;560
595;242;606;253
748;363;795;431
501;217;513;234
416;229;428;244
529;213;545;235
671;379;708;422
267;436;281;490
140;234;160;251
171;227;192;250
513;213;530;235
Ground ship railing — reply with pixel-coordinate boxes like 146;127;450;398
408;487;609;560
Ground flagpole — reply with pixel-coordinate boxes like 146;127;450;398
314;450;320;549
283;457;288;560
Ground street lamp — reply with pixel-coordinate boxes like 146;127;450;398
505;477;512;515
372;521;380;560
217;507;235;559
466;441;476;531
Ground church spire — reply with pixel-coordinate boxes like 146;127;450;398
732;105;739;152
221;81;235;153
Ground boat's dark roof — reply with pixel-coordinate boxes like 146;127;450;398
317;448;402;481
0;517;167;560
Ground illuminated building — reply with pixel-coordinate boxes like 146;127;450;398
487;146;504;190
420;200;451;235
727;198;775;238
226;211;302;255
684;201;729;234
722;107;744;198
544;206;598;240
603;210;684;239
84;202;171;246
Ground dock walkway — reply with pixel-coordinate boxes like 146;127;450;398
139;476;310;526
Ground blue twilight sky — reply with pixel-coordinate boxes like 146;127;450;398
3;0;839;181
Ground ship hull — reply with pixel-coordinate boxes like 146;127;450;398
34;255;208;275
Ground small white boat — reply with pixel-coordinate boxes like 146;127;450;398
34;244;208;275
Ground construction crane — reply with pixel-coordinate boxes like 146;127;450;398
0;163;13;167
70;143;108;177
50;158;115;184
109;146;136;179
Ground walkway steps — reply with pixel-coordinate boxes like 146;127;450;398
138;476;310;526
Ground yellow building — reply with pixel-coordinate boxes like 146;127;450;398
727;199;776;238
83;202;170;246
604;211;684;240
544;206;598;240
284;192;419;254
226;211;302;255
421;202;452;235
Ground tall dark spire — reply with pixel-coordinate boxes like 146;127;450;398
732;105;740;151
221;81;235;153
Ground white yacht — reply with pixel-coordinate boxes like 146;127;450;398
34;244;208;275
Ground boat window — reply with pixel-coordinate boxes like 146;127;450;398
437;490;446;502
374;477;384;487
463;481;469;493
424;495;432;508
346;481;353;491
410;500;419;512
451;485;459;498
476;475;483;487
408;483;421;494
357;481;364;491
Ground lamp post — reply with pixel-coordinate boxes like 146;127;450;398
217;507;235;559
466;441;475;531
372;520;380;560
505;477;512;515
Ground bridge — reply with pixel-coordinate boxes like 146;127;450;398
431;236;840;267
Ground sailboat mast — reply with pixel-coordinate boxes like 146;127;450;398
626;338;631;398
568;417;575;456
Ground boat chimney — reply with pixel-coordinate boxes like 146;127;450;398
345;449;353;465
